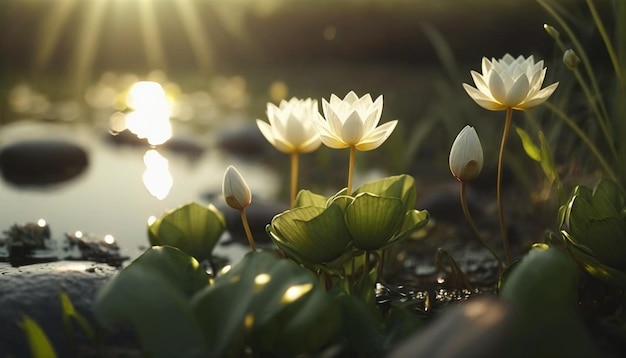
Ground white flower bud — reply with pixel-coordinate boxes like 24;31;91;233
449;125;484;182
563;49;580;71
544;24;560;40
222;166;252;210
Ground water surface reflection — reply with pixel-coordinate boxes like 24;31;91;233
0;120;280;264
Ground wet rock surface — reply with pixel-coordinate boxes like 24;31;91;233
0;261;127;357
0;140;89;186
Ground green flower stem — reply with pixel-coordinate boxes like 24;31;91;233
497;108;513;266
586;0;623;81
538;0;610;120
290;152;299;208
539;0;614;152
347;145;356;195
240;208;257;252
376;250;385;281
544;101;619;185
461;181;503;272
364;251;370;279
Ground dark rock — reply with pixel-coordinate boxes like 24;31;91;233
214;121;271;157
417;183;482;223
2;222;53;266
0;140;88;186
388;296;511;358
0;261;133;357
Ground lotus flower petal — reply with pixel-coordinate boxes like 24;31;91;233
316;91;397;151
463;54;559;111
256;97;321;154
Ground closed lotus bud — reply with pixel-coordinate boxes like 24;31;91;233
222;165;252;210
449;125;484;182
544;24;560;40
563;49;580;71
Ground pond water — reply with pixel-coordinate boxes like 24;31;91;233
0;81;284;264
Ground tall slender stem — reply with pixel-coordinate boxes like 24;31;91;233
290;152;299;208
347;145;356;195
461;182;503;272
585;0;622;81
544;102;619;185
240;208;256;252
497;108;513;265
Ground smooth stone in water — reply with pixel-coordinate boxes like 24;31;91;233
0;140;88;185
0;261;134;357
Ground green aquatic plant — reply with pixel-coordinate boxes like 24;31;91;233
558;179;626;287
148;201;226;262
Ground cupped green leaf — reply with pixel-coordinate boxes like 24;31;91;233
345;193;404;251
561;180;626;267
562;231;626;288
148;202;226;262
294;190;327;208
388;209;430;247
93;246;210;357
269;204;352;264
191;252;341;357
353;174;417;212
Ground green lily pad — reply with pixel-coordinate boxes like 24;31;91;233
561;180;626;267
269;204;352;264
354;174;417;212
191;251;340;357
148;202;226;262
345;193;405;251
294;189;328;208
93;246;210;358
562;231;626;288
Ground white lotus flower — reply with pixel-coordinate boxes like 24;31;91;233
314;91;398;151
222;166;251;210
463;54;559;111
256;98;321;154
449;125;483;182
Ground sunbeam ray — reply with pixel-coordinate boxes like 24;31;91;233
34;0;79;73
138;0;167;70
69;0;108;91
173;0;213;75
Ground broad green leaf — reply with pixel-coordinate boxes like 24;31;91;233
294;190;327;208
345;193;404;251
148;202;226;262
562;180;626;266
563;231;626;288
93;246;209;358
499;246;599;357
269;205;352;264
354;174;417;212
191;252;340;357
515;126;541;162
388;209;430;247
21;316;57;358
334;291;386;357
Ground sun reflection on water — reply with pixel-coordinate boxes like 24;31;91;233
123;81;173;146
142;149;173;200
